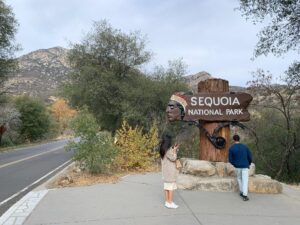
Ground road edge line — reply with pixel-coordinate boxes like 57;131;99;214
36;161;75;190
0;160;71;207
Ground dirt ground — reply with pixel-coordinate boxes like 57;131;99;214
287;184;300;189
47;163;161;189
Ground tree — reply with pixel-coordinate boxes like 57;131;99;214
67;20;151;77
15;96;52;142
247;62;300;181
119;58;189;131
63;20;188;133
51;98;76;133
0;103;21;146
63;20;152;132
239;0;300;57
0;0;19;95
147;59;189;130
239;0;300;182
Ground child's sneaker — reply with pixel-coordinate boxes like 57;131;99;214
165;202;172;208
170;202;179;209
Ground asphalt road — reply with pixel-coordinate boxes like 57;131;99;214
0;139;74;216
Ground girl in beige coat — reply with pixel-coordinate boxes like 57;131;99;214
160;134;179;209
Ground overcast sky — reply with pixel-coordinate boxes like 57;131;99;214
6;0;298;86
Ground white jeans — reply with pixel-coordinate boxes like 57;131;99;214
236;168;249;196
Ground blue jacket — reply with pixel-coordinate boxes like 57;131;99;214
229;143;252;168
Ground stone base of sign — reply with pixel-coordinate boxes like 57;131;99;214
177;158;282;194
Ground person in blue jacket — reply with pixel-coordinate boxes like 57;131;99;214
229;134;252;201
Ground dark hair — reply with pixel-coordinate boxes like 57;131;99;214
159;134;172;159
233;134;240;142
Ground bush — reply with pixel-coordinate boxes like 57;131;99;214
114;121;159;171
160;121;200;159
45;115;60;140
15;96;52;142
68;109;118;173
176;125;200;159
50;98;77;134
246;109;300;182
0;103;21;146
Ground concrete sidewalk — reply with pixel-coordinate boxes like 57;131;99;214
3;172;300;225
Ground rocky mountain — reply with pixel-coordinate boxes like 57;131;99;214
183;71;212;93
5;47;71;100
184;71;246;93
4;47;245;101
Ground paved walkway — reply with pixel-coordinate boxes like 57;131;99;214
1;172;300;225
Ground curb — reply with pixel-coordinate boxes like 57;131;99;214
0;161;74;225
35;161;75;191
0;190;48;225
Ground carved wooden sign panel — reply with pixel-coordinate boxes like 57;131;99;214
166;92;253;122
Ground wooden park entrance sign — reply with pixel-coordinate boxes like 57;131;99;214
166;78;253;162
184;92;252;121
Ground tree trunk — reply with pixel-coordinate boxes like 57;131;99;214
0;124;6;146
198;79;230;162
275;145;292;179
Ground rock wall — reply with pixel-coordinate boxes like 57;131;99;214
177;158;282;194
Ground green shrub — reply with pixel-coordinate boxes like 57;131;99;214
176;125;200;159
15;96;52;142
68;108;118;173
161;122;200;159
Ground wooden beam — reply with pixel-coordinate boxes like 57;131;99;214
198;79;230;162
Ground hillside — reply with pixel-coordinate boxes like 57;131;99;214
5;47;71;100
4;47;246;100
184;71;246;93
183;71;212;93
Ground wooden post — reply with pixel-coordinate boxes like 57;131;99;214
198;79;230;162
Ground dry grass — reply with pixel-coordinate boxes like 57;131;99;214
47;163;160;189
47;171;120;188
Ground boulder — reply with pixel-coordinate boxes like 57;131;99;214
225;163;255;177
193;177;238;192
177;159;281;194
177;174;201;190
249;175;282;194
226;163;236;176
177;174;238;192
215;162;227;177
177;174;282;194
181;159;216;177
58;175;73;186
249;163;255;176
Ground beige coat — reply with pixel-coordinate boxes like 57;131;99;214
161;147;177;183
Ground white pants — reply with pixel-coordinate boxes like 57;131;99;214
236;168;249;196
